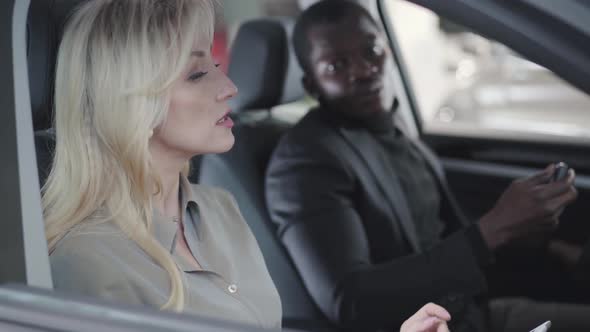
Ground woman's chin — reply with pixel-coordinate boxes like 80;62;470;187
218;142;235;153
209;135;235;154
184;134;235;157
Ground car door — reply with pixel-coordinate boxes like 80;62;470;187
379;0;590;301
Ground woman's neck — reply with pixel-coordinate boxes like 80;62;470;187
155;172;181;219
150;143;188;219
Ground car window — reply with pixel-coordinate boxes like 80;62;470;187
383;0;590;144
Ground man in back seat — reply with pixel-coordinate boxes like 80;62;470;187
265;1;590;331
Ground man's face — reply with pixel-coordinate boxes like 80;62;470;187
304;12;396;120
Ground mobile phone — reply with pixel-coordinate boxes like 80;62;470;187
530;320;551;332
551;162;569;182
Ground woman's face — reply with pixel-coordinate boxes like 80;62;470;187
152;38;238;157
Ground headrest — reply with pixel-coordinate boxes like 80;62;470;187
27;0;86;130
228;18;304;112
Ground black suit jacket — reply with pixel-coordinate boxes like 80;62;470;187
265;109;490;331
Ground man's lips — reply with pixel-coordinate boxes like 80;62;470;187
352;87;383;105
357;86;382;98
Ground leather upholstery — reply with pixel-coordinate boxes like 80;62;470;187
28;0;87;186
28;0;86;131
228;18;304;112
199;18;335;331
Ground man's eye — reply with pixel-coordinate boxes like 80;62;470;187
188;71;208;81
327;60;345;73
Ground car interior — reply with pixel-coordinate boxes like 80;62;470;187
17;1;334;330
197;16;339;332
31;5;337;329
3;0;590;330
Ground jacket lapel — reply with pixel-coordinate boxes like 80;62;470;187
338;127;421;252
409;139;469;229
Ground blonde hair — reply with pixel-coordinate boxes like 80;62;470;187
42;0;216;311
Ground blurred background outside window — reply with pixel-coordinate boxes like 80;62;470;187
384;0;590;143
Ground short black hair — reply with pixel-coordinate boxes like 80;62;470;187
292;0;380;72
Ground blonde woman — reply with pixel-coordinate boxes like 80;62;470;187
44;0;281;329
44;0;448;330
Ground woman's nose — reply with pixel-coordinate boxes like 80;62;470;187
217;75;239;102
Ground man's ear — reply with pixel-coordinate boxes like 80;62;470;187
302;75;319;99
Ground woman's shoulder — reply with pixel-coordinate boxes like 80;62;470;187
50;221;126;268
49;221;166;306
49;219;148;281
49;222;122;290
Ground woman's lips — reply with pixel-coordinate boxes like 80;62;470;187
216;112;234;128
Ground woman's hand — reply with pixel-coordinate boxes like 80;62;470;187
400;303;451;332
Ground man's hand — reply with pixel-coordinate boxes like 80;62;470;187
478;164;577;250
400;303;451;332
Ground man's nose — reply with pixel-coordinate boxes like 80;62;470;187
348;59;378;82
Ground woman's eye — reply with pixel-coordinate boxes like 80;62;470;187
215;63;221;68
188;71;208;81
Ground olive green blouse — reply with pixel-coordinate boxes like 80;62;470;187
50;176;282;329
